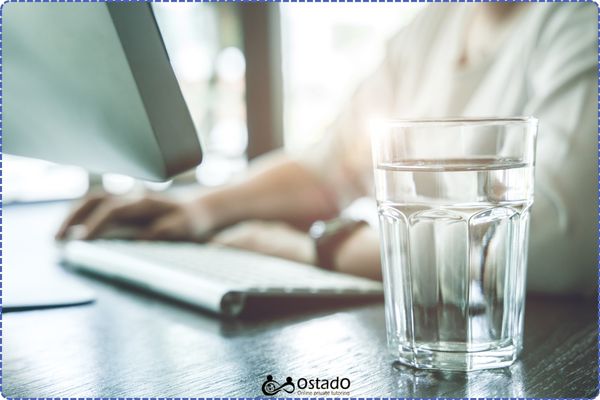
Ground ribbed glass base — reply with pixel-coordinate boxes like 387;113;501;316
392;344;517;372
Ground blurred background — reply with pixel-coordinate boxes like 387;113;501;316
5;3;424;203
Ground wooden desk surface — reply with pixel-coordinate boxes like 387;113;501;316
3;202;598;398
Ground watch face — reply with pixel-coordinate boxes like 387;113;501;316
310;217;362;241
309;220;327;240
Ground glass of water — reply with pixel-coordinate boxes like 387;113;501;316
371;117;537;371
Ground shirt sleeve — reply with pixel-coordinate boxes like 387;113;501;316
524;3;597;295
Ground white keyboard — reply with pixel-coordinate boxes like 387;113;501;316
62;240;383;316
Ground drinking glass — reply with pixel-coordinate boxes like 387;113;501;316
371;117;537;371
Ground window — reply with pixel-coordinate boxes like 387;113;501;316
280;4;424;150
153;3;248;186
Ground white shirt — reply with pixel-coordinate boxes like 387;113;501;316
297;4;597;295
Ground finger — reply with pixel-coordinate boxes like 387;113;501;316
84;196;181;240
137;216;179;241
210;225;257;249
56;195;106;239
110;196;176;220
81;198;161;239
210;233;235;246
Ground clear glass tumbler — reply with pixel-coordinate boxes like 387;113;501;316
371;117;537;371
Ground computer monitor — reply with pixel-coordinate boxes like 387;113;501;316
4;3;202;181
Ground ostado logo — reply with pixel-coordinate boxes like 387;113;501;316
261;375;295;396
261;375;351;396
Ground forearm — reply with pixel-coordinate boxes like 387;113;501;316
198;152;339;231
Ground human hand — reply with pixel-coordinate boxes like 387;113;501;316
55;193;215;242
210;220;316;265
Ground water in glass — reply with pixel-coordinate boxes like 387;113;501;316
375;157;533;371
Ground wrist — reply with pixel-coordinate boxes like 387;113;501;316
186;190;235;239
333;225;382;280
309;217;367;270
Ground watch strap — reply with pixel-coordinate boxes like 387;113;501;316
310;218;367;270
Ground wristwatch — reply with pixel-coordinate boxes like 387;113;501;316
309;217;367;270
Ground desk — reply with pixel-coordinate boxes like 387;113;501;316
3;202;598;398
